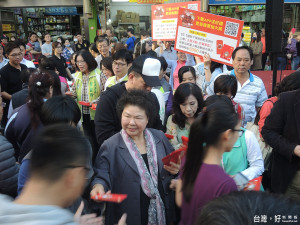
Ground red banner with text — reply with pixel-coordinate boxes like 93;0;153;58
151;1;201;41
174;8;244;66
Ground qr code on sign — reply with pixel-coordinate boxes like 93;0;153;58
224;21;239;37
187;4;198;11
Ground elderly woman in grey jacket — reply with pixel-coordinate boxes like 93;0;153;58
0;87;19;197
91;90;180;225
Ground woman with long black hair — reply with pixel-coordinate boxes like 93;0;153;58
176;96;239;225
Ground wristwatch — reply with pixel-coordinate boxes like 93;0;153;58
204;66;209;70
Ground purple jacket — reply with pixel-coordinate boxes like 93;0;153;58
285;38;297;57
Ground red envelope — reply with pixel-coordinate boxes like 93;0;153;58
181;136;189;147
291;28;296;34
243;176;262;191
78;101;90;106
91;104;97;110
162;148;186;166
91;194;127;203
165;133;174;139
220;44;234;61
216;40;223;55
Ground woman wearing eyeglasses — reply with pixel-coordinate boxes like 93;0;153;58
71;49;102;161
212;77;264;186
50;41;73;81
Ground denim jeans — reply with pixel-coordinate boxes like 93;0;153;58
291;56;300;70
277;56;287;70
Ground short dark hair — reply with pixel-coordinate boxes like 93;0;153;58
96;38;109;46
127;28;134;35
214;75;238;98
274;71;300;96
75;49;98;72
178;66;196;83
20;68;36;84
39;55;56;71
232;46;254;61
197;191;300;225
172;83;204;129
113;49;133;65
100;57;114;75
40;96;81;126
140;30;150;37
30;124;91;182
158;57;168;72
116;89;155;127
89;43;99;54
30;32;37;37
16;41;26;49
5;42;20;56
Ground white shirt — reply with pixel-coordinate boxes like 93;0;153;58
21;58;36;68
240;130;264;180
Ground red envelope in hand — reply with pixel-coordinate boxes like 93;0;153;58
78;101;90;106
181;136;189;147
243;176;262;191
162;148;186;166
291;28;296;34
91;193;127;203
91;104;97;110
165;133;174;139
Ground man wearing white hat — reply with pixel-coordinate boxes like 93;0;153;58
94;55;164;149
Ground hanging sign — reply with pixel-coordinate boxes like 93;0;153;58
174;8;244;66
151;1;201;41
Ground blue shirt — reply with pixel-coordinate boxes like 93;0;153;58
126;36;136;51
17;158;30;195
0;57;8;69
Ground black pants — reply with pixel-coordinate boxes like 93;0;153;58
262;52;268;70
82;114;99;163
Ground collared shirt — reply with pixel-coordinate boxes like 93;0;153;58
104;74;128;90
206;70;268;126
0;57;8;69
21;58;35;68
100;72;108;93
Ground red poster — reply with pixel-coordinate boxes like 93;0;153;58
174;8;244;66
151;1;201;41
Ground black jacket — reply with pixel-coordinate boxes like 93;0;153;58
261;90;300;193
94;82;164;148
11;84;28;110
0;135;19;197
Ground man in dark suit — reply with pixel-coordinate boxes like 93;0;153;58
262;89;300;201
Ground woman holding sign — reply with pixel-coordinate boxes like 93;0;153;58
91;90;179;225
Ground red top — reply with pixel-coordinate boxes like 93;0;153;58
258;96;278;137
261;37;266;54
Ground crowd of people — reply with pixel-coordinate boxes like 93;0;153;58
0;27;300;225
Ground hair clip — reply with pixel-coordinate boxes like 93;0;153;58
36;81;41;86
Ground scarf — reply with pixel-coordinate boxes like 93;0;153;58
120;129;166;225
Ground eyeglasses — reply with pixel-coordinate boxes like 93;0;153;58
112;61;127;67
98;45;109;49
232;129;245;137
76;60;86;65
9;52;22;58
65;165;90;179
56;46;62;49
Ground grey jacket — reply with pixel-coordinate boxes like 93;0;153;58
0;135;19;196
92;128;176;225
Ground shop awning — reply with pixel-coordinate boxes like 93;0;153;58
209;0;300;5
0;0;83;8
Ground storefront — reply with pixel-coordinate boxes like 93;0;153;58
208;0;300;34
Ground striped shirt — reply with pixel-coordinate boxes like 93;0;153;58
207;70;268;126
